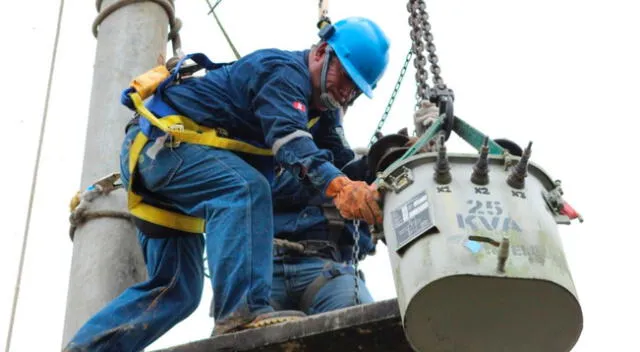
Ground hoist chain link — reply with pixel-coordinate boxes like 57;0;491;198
368;49;413;147
408;0;429;108
418;1;445;88
408;0;449;109
368;1;452;145
351;219;361;305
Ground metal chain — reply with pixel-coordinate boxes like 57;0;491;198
418;0;445;88
366;1;451;145
368;49;413;147
407;0;447;108
351;219;361;305
408;0;429;108
367;0;446;144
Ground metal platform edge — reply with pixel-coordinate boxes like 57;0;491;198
152;299;415;352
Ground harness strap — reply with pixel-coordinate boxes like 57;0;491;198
127;131;205;235
320;203;345;244
299;274;330;313
125;108;322;237
273;239;341;262
121;52;224;111
122;52;326;237
129;92;273;156
299;263;356;313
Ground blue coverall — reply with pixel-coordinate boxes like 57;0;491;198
65;49;357;351
270;155;377;315
206;117;378;319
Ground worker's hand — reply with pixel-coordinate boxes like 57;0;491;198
325;176;382;225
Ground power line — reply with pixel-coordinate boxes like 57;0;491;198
205;0;241;59
5;0;66;350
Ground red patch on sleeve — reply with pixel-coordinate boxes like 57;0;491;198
292;101;307;113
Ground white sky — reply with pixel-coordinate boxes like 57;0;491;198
1;0;638;351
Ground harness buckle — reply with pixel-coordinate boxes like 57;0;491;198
166;123;184;148
215;127;230;137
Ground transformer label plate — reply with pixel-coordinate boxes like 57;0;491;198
391;191;435;252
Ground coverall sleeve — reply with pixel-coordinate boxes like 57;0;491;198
271;170;317;212
252;63;343;193
341;156;375;184
314;111;356;170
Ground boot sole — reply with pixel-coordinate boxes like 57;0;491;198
243;315;305;329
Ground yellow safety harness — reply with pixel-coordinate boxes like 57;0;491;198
123;54;320;237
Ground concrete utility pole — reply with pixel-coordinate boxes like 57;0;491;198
62;0;170;346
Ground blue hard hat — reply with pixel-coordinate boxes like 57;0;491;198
319;17;390;98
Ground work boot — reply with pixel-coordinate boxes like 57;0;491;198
212;310;306;336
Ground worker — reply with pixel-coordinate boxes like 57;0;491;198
64;16;390;351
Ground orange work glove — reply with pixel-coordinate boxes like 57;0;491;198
325;176;383;225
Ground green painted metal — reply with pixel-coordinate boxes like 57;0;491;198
452;117;505;155
375;117;443;188
375;115;505;189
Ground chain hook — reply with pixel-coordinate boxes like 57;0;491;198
430;89;455;140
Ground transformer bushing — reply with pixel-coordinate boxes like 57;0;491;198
433;135;452;184
507;141;533;189
470;137;490;185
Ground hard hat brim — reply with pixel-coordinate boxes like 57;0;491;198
333;49;374;98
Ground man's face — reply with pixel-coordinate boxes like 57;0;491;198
309;42;360;111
